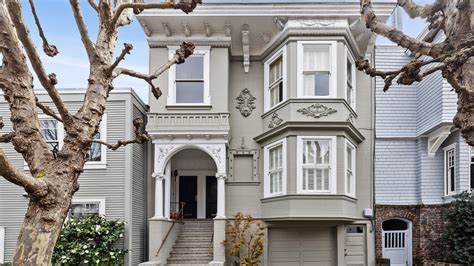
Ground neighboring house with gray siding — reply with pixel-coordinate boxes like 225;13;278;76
374;39;473;264
137;1;395;265
0;89;148;266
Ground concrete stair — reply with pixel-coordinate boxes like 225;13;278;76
167;220;214;265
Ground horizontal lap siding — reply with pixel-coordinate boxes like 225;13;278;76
0;100;127;261
131;106;146;265
442;79;457;123
375;47;417;138
375;139;419;204
416;68;443;135
418;138;444;204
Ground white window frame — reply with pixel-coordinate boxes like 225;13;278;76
345;48;356;110
0;226;4;264
297;41;338;98
167;46;211;106
296;136;337;194
444;144;456;196
470;146;474;191
25;114;107;170
263;138;287;198
345;140;356;197
67;197;106;221
264;45;287;112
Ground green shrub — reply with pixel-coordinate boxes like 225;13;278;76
52;215;127;265
443;191;474;265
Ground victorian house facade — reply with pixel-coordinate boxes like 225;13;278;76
374;30;474;265
138;1;395;265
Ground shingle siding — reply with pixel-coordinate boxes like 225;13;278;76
416;70;443;135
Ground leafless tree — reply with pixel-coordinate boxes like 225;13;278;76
0;0;199;264
359;0;473;145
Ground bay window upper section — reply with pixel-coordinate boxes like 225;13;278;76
297;41;337;98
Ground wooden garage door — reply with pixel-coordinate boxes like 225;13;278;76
269;227;336;266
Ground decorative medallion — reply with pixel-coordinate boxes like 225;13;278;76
207;146;222;163
297;104;337;118
239;137;248;150
235;88;256;117
268;113;283;128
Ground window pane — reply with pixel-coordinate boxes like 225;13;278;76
303;45;330;71
89;133;101;161
347;146;353;170
40;120;58;141
308;169;315;190
346;172;351;193
68;203;100;219
176;55;204;80
347;58;353;82
315;140;330;165
315;169;321;190
303;73;330;96
270;57;282;84
176;82;204;103
324;168;330;190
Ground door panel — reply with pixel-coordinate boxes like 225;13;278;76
269;228;336;266
179;176;197;219
345;225;366;266
206;176;217;218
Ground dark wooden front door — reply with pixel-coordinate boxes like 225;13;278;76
179;176;197;219
206;176;217;218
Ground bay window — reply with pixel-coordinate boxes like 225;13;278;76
297;136;337;193
444;145;455;195
297;41;337;98
345;141;356;196
264;46;287;111
264;138;287;197
168;47;210;105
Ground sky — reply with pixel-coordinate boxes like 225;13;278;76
13;0;433;103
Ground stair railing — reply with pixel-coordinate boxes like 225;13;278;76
155;202;186;257
208;230;214;257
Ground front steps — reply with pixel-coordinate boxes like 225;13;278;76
167;220;214;265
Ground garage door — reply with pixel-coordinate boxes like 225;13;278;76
268;227;336;266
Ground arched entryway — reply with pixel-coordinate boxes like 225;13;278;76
382;218;412;266
170;149;218;219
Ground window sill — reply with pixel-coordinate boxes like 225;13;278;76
166;104;212;110
264;192;285;199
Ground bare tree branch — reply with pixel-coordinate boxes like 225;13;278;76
108;42;133;73
109;0;202;29
88;0;99;12
0;149;48;196
361;0;446;57
70;0;96;60
36;99;63;122
6;1;74;129
93;117;149;150
0;132;14;143
397;0;443;19
0;116;4;130
28;0;58;57
113;42;195;99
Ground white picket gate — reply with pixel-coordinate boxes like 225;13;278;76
382;229;410;266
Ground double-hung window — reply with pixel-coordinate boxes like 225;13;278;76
264;46;287;111
346;50;356;109
444;145;456;195
168;47;210;105
345;141;356;197
264;139;287;197
297;41;337;98
297;136;336;193
36;115;107;168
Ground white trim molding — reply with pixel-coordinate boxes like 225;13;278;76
0;226;4;264
345;140;356;197
264;45;288;112
296;41;338;99
167;46;211;106
296;136;337;194
444;143;456;196
263;138;287;198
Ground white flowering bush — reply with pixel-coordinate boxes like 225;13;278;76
52;215;127;265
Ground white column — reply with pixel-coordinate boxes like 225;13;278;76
152;173;165;219
164;163;171;219
215;173;227;219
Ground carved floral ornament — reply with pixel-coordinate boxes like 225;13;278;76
268;113;283;128
297;104;337;118
235;88;256;117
